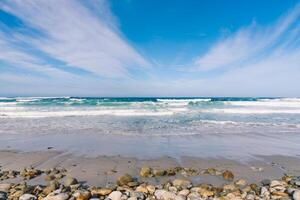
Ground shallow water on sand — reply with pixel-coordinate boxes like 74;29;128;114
0;97;300;159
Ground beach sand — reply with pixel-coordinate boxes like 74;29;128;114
1;150;300;187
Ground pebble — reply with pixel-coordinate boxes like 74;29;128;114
152;169;166;177
222;170;234;181
44;193;69;200
294;190;300;200
140;167;151;177
154;189;177;200
92;188;112;196
172;179;192;188
117;174;133;186
0;183;12;192
146;185;155;194
64;177;78;186
0;192;7;200
108;191;122;200
19;194;37;200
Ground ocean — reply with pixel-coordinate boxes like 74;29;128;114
0;97;300;158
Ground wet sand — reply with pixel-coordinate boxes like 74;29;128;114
1;150;300;187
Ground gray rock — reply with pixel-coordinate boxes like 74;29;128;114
64;177;78;186
261;179;271;186
19;194;37;200
0;192;7;200
108;191;122;200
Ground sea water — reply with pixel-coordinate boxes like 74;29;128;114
0;97;300;158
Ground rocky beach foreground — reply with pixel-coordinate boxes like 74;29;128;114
0;151;300;200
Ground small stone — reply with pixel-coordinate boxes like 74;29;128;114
127;181;139;187
146;185;155;194
19;194;37;200
91;188;112;196
198;188;214;198
47;194;69;200
73;190;91;200
178;189;189;196
222;170;234;181
136;185;148;194
0;183;12;192
0;192;7;200
166;168;176;176
235;179;247;186
64;177;78;186
223;184;236;191
154;190;176;200
293;190;300;200
153;169;166;177
45;175;56;181
271;191;288;197
108;191;122;200
261;179;271;186
172;179;192;188
204;168;217;175
140;167;151;177
117;174;133;186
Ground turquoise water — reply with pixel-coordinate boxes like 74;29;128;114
1;97;300;158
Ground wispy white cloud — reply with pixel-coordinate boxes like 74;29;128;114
194;3;300;72
0;0;149;78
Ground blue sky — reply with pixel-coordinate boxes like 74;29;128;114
0;0;300;97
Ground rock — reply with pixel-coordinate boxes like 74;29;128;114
136;185;148;194
91;188;112;196
175;195;185;200
293;190;300;200
0;183;12;192
261;179;271;186
166;168;176;176
19;194;37;200
172;179;192;188
235;179;247;186
127;197;137;200
117;174;133;186
260;187;270;199
127;181;139;187
146;185;155;194
198;188;214;198
44;193;69;200
108;191;122;200
152;169;166;177
271;191;288;197
178;189;189;196
223;184;236;191
0;192;7;200
222;170;234;181
45;175;55;181
73;190;91;200
64;177;78;186
130;191;144;199
204;168;217;175
245;194;255;200
154;190;177;200
140;167;151;177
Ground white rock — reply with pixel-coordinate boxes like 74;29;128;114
127;197;137;200
108;191;122;200
154;190;177;200
44;193;69;200
294;190;300;200
178;189;189;196
175;194;186;200
19;194;37;200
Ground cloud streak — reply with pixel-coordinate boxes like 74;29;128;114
0;0;149;78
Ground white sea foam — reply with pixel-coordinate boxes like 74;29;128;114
0;109;178;118
202;108;300;114
226;101;300;108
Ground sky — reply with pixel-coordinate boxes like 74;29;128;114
0;0;300;97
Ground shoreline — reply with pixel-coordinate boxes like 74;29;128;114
1;150;300;186
1;150;300;199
